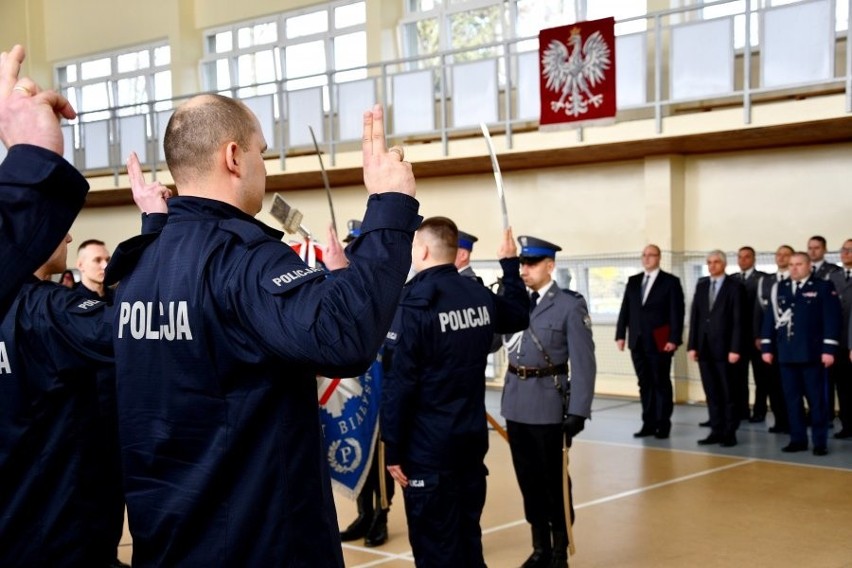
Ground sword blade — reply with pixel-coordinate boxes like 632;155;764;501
308;126;337;234
480;122;509;231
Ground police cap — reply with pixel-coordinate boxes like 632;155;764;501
518;235;562;263
343;219;362;243
458;230;478;252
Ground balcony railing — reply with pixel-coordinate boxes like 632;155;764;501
3;0;847;182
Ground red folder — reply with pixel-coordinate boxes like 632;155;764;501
652;325;671;353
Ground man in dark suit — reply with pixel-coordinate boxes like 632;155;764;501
754;245;794;433
828;239;852;439
735;246;769;422
616;244;685;439
688;251;746;447
761;252;841;456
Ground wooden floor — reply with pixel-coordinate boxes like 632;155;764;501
117;399;852;567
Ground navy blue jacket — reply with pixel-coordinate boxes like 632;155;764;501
106;193;420;567
0;145;89;317
760;277;841;363
381;259;529;471
0;279;112;567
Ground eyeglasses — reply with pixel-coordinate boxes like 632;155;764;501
841;248;852;254
642;253;660;258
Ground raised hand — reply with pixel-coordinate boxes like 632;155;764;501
0;45;76;154
322;223;349;271
127;152;171;214
497;227;517;259
361;104;415;197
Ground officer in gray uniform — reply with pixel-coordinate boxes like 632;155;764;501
455;230;480;281
501;236;596;568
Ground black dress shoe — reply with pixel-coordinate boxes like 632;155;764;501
698;420;711;427
364;509;388;547
654;429;670;439
697;434;722;445
633;428;655;438
769;426;789;434
720;435;737;447
781;442;808;453
813;447;828;456
833;429;852;439
748;415;765;423
340;513;371;541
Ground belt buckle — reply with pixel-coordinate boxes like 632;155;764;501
517;366;528;380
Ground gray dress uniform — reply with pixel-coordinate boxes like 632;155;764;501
501;282;596;423
500;235;596;567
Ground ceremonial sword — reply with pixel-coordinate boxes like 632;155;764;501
480;122;510;231
308;126;338;235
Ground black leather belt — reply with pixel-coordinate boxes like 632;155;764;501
508;363;568;379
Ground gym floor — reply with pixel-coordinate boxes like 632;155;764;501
117;397;852;566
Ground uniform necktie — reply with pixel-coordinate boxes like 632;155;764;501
709;279;717;309
794;281;800;294
641;274;650;304
529;291;539;314
846;269;850;281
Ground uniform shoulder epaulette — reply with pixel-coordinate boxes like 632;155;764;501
36;282;107;314
400;281;437;308
562;289;583;299
104;232;160;286
218;218;281;247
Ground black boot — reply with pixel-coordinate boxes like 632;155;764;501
364;508;388;547
521;524;551;567
549;529;568;568
340;490;373;541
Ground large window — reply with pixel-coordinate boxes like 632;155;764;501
56;42;172;123
400;0;648;61
700;0;849;49
201;0;367;103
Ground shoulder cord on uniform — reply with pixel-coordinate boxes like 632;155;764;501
770;281;793;339
524;327;570;408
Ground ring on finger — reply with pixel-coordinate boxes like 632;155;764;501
388;145;405;161
13;85;34;96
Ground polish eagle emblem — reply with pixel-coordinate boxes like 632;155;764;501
541;26;612;117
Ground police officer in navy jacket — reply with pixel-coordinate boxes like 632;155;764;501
502;235;596;568
381;217;528;567
0;45;89;317
0;234;114;567
761;251;841;456
105;97;418;566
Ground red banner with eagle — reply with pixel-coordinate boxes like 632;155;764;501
539;17;616;129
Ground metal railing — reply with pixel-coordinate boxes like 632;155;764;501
29;0;850;184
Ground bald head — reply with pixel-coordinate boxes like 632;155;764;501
164;94;257;187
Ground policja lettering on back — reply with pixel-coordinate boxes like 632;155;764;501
0;341;10;374
438;305;491;332
116;300;193;340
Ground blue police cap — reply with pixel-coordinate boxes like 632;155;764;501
518;235;562;262
458;230;478;252
343;219;362;243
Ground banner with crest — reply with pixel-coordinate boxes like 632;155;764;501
539;17;616;129
317;352;383;499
